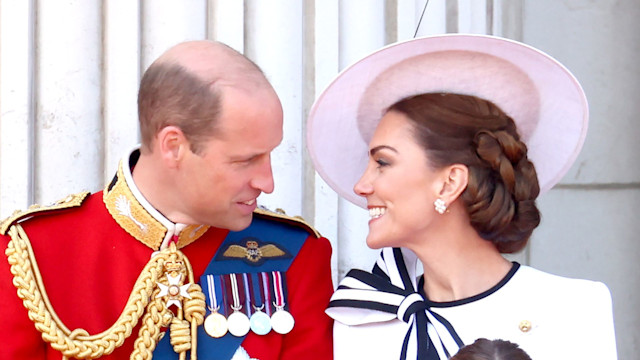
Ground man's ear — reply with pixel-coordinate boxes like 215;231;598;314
156;126;188;168
438;164;469;203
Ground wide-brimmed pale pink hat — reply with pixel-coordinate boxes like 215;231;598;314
307;34;588;209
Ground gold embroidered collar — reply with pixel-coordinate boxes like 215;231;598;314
103;148;209;250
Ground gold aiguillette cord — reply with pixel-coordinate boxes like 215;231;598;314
5;224;206;359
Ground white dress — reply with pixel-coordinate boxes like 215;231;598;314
326;247;617;360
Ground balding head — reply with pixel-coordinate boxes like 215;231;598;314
155;41;267;89
137;40;274;153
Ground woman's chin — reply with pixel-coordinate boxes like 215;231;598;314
365;236;388;250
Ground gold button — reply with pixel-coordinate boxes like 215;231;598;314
519;320;532;332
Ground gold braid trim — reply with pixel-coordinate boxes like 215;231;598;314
0;192;90;235
5;224;206;359
254;207;321;238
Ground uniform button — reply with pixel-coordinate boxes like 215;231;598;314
519;320;532;332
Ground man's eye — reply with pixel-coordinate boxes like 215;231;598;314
232;158;253;166
236;154;263;165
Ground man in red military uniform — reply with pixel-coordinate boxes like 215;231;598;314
0;40;333;360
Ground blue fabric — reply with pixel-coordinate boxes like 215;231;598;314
153;215;308;360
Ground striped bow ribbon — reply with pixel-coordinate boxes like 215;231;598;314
327;247;464;360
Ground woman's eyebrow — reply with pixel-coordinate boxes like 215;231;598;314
370;145;398;157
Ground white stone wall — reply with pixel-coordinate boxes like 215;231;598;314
0;0;637;357
522;1;640;359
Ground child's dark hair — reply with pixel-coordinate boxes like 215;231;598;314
450;338;532;360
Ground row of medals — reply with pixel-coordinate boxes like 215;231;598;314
204;303;294;338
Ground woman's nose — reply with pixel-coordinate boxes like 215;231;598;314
353;166;373;197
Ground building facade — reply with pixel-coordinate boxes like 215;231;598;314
1;0;638;358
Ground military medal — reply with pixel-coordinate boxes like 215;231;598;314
204;275;228;338
227;309;251;337
271;306;294;334
248;273;271;335
227;274;251;337
204;311;228;338
250;305;272;335
270;271;295;334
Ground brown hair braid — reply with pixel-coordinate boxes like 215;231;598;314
388;93;541;253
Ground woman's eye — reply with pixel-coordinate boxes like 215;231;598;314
375;158;390;167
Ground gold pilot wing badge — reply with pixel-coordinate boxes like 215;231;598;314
217;237;292;266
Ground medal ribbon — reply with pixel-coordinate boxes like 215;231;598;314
272;271;286;309
221;274;230;316
205;275;220;312
229;274;244;313
327;247;465;360
261;272;273;315
250;273;264;309
242;273;252;314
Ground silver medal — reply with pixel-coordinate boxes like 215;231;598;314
227;309;251;337
250;306;272;335
226;274;251;337
271;307;295;334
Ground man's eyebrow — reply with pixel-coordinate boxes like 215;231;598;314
370;145;398;157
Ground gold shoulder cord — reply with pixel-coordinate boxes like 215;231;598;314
5;224;206;360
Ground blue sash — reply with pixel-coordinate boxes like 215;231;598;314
153;215;308;360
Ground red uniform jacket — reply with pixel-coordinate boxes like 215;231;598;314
0;190;334;360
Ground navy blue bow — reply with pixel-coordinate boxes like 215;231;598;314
328;248;464;360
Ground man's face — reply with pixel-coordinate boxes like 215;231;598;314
176;86;283;230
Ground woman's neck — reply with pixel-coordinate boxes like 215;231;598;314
410;225;512;303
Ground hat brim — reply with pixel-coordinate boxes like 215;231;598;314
307;34;588;209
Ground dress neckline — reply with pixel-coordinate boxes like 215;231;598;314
419;262;521;308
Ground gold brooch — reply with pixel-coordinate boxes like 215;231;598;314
519;319;532;333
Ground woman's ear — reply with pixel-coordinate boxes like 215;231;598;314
156;126;188;168
438;164;469;203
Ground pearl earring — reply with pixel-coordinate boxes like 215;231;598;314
434;198;447;215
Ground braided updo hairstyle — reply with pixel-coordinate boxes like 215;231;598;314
388;93;541;253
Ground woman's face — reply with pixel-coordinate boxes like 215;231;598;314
354;110;448;249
